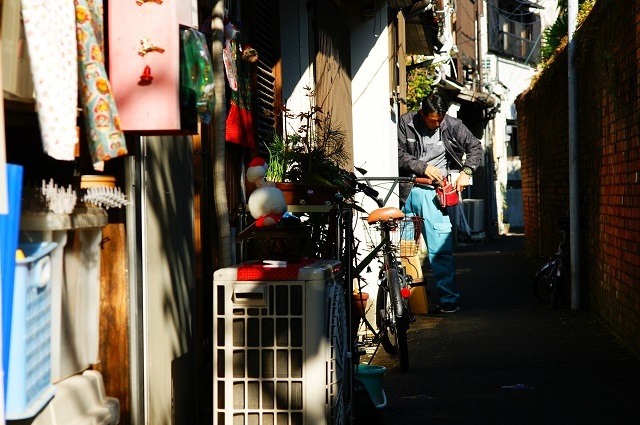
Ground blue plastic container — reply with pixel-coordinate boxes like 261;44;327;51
356;364;387;407
5;242;58;420
1;164;24;394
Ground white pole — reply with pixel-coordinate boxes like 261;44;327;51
568;0;580;309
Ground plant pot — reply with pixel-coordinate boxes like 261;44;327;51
352;292;369;317
275;183;339;206
251;225;311;262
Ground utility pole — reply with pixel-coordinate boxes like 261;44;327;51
568;0;580;309
476;0;483;92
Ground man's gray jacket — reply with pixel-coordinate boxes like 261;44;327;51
398;111;483;203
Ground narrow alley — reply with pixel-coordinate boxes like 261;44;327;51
359;233;640;424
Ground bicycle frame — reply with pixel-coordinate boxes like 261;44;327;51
375;221;408;319
353;175;432;277
534;218;569;307
350;176;430;372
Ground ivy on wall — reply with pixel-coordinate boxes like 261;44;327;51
540;0;596;64
406;60;436;111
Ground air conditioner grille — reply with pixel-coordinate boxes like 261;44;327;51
214;260;345;424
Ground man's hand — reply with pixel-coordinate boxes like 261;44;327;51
424;164;444;183
453;172;471;192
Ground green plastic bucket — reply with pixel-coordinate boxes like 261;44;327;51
356;364;387;407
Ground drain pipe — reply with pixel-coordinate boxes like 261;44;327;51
568;0;581;309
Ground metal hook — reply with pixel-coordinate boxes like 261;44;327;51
138;37;165;56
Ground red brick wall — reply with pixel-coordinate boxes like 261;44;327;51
516;1;640;354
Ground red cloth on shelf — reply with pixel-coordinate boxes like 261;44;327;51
236;259;316;281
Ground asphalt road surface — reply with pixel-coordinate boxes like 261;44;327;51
359;234;640;425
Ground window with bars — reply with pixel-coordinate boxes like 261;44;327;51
487;0;542;63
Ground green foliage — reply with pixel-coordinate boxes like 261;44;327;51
264;87;359;201
264;132;289;182
541;0;596;63
406;67;435;111
541;13;567;62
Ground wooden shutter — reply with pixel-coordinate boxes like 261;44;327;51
253;0;280;158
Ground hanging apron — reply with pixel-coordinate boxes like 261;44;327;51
21;0;78;161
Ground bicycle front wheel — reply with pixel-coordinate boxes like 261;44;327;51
533;262;557;307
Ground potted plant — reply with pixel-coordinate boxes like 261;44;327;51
264;87;359;205
251;87;367;260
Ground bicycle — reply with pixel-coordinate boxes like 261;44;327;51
345;176;432;372
323;175;433;424
533;217;570;308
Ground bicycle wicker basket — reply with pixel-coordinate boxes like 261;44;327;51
361;216;424;258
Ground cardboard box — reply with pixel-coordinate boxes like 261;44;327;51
401;254;428;314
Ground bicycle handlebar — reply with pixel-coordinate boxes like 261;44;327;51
357;176;435;185
355;175;435;207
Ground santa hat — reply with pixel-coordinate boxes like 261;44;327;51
247;157;269;183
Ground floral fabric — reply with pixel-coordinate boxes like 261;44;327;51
21;0;78;161
76;0;127;170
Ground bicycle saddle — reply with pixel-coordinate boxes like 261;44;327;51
367;206;404;224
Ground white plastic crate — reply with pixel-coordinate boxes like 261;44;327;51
5;242;58;420
213;259;347;425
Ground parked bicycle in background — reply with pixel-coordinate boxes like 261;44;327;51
533;217;570;308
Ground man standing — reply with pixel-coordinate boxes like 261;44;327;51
398;93;482;313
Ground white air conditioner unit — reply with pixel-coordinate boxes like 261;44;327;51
213;260;347;425
462;199;484;233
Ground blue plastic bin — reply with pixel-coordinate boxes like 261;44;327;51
356;364;387;408
1;164;24;395
5;242;58;420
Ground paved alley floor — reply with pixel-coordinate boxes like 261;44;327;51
362;233;640;424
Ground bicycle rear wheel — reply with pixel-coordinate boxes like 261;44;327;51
395;316;409;372
376;286;397;355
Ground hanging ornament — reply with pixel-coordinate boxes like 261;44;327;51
136;0;163;86
139;64;153;84
138;36;165;56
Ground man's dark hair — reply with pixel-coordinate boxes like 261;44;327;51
421;93;448;115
